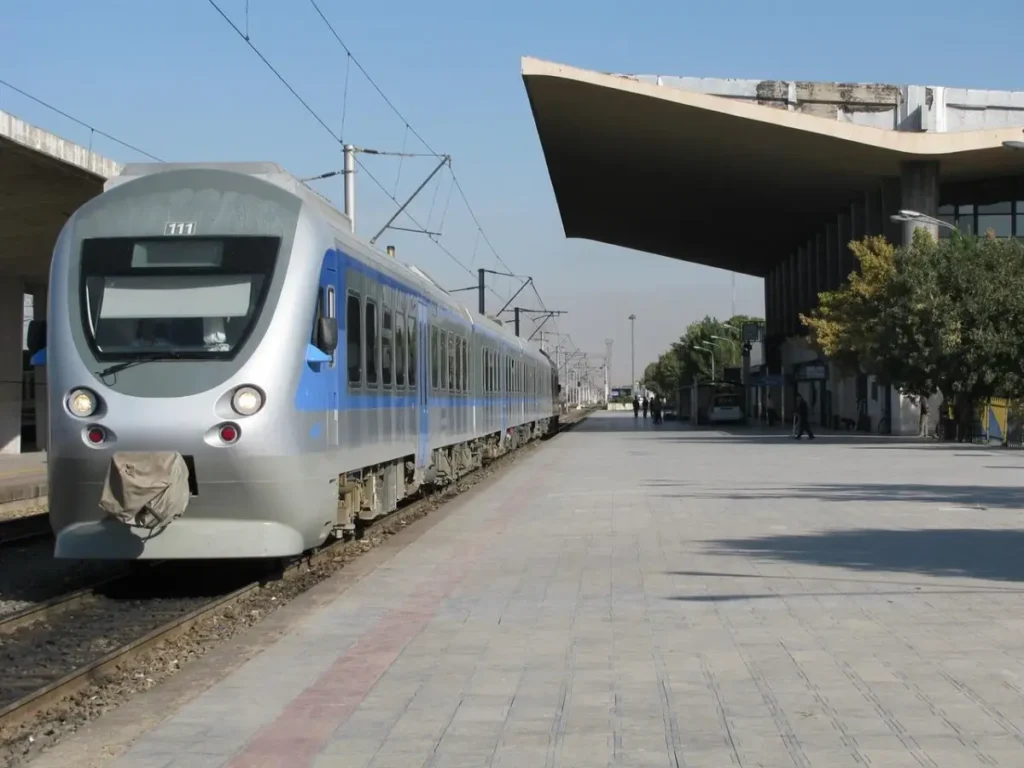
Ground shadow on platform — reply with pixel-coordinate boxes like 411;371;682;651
652;481;1024;509
695;527;1024;583
576;413;1017;452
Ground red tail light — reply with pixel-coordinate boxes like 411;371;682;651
87;427;106;444
219;424;239;443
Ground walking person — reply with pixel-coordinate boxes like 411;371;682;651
641;396;649;420
794;392;815;440
633;395;640;419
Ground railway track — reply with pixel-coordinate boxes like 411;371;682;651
0;409;593;759
0;514;50;548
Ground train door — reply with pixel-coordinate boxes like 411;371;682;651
321;250;340;449
416;301;429;467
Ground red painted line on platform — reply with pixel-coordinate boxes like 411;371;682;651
225;461;547;768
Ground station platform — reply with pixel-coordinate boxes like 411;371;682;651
0;452;46;509
32;412;1024;768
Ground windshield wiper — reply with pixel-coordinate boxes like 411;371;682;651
98;352;182;378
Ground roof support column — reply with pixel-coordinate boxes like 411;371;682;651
765;267;777;337
797;245;809;326
811;233;823;298
864;186;883;239
0;279;23;454
787;252;798;335
30;284;47;451
824;222;838;297
848;200;865;281
881;176;903;244
900;160;940;244
835;211;851;291
811;237;819;307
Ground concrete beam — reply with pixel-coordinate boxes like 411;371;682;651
0;110;121;180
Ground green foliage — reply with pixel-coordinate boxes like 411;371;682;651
641;315;760;396
801;229;1024;409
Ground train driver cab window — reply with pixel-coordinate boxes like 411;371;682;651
322;286;336;368
365;299;378;387
80;236;279;361
346;292;361;384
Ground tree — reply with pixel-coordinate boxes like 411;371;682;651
801;229;1024;437
641;314;760;396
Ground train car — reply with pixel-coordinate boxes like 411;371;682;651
30;162;556;560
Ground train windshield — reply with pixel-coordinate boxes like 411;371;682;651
80;236;280;360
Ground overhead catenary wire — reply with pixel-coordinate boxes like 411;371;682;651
0;78;163;162
204;0;503;299
305;0;517;278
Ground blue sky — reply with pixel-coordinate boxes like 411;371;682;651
4;0;1024;383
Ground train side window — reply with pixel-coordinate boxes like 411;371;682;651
430;326;439;390
483;348;489;393
454;335;462;393
461;338;468;393
408;315;418;387
346;291;361;385
446;332;455;392
396;311;406;388
382;307;393;388
365;299;378;387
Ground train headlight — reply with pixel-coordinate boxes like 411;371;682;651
231;386;264;416
67;388;97;418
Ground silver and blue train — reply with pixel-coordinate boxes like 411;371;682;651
29;162;560;559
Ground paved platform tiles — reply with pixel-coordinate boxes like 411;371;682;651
32;414;1024;767
0;452;46;507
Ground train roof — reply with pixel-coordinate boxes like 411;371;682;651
106;161;550;361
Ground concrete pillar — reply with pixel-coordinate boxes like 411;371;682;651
864;187;883;238
836;211;852;289
849;201;865;278
812;233;824;296
880;176;903;244
777;262;787;337
806;238;818;306
824;222;838;294
796;245;808;323
0;280;23;454
787;252;798;335
900;160;940;244
766;268;778;336
31;285;47;452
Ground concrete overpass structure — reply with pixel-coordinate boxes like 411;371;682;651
521;57;1024;434
0;109;120;452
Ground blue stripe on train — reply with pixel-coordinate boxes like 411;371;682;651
294;246;552;415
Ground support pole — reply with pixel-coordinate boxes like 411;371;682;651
343;144;355;234
514;307;520;337
478;268;486;316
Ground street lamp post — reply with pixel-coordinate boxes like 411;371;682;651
628;314;636;391
890;209;956;242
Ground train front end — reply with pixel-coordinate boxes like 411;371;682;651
40;164;336;559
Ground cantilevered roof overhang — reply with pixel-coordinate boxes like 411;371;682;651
521;57;1024;277
0;110;120;283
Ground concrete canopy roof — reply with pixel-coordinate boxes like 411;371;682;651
521;57;1024;277
0;110;120;283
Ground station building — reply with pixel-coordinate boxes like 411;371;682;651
521;57;1024;434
